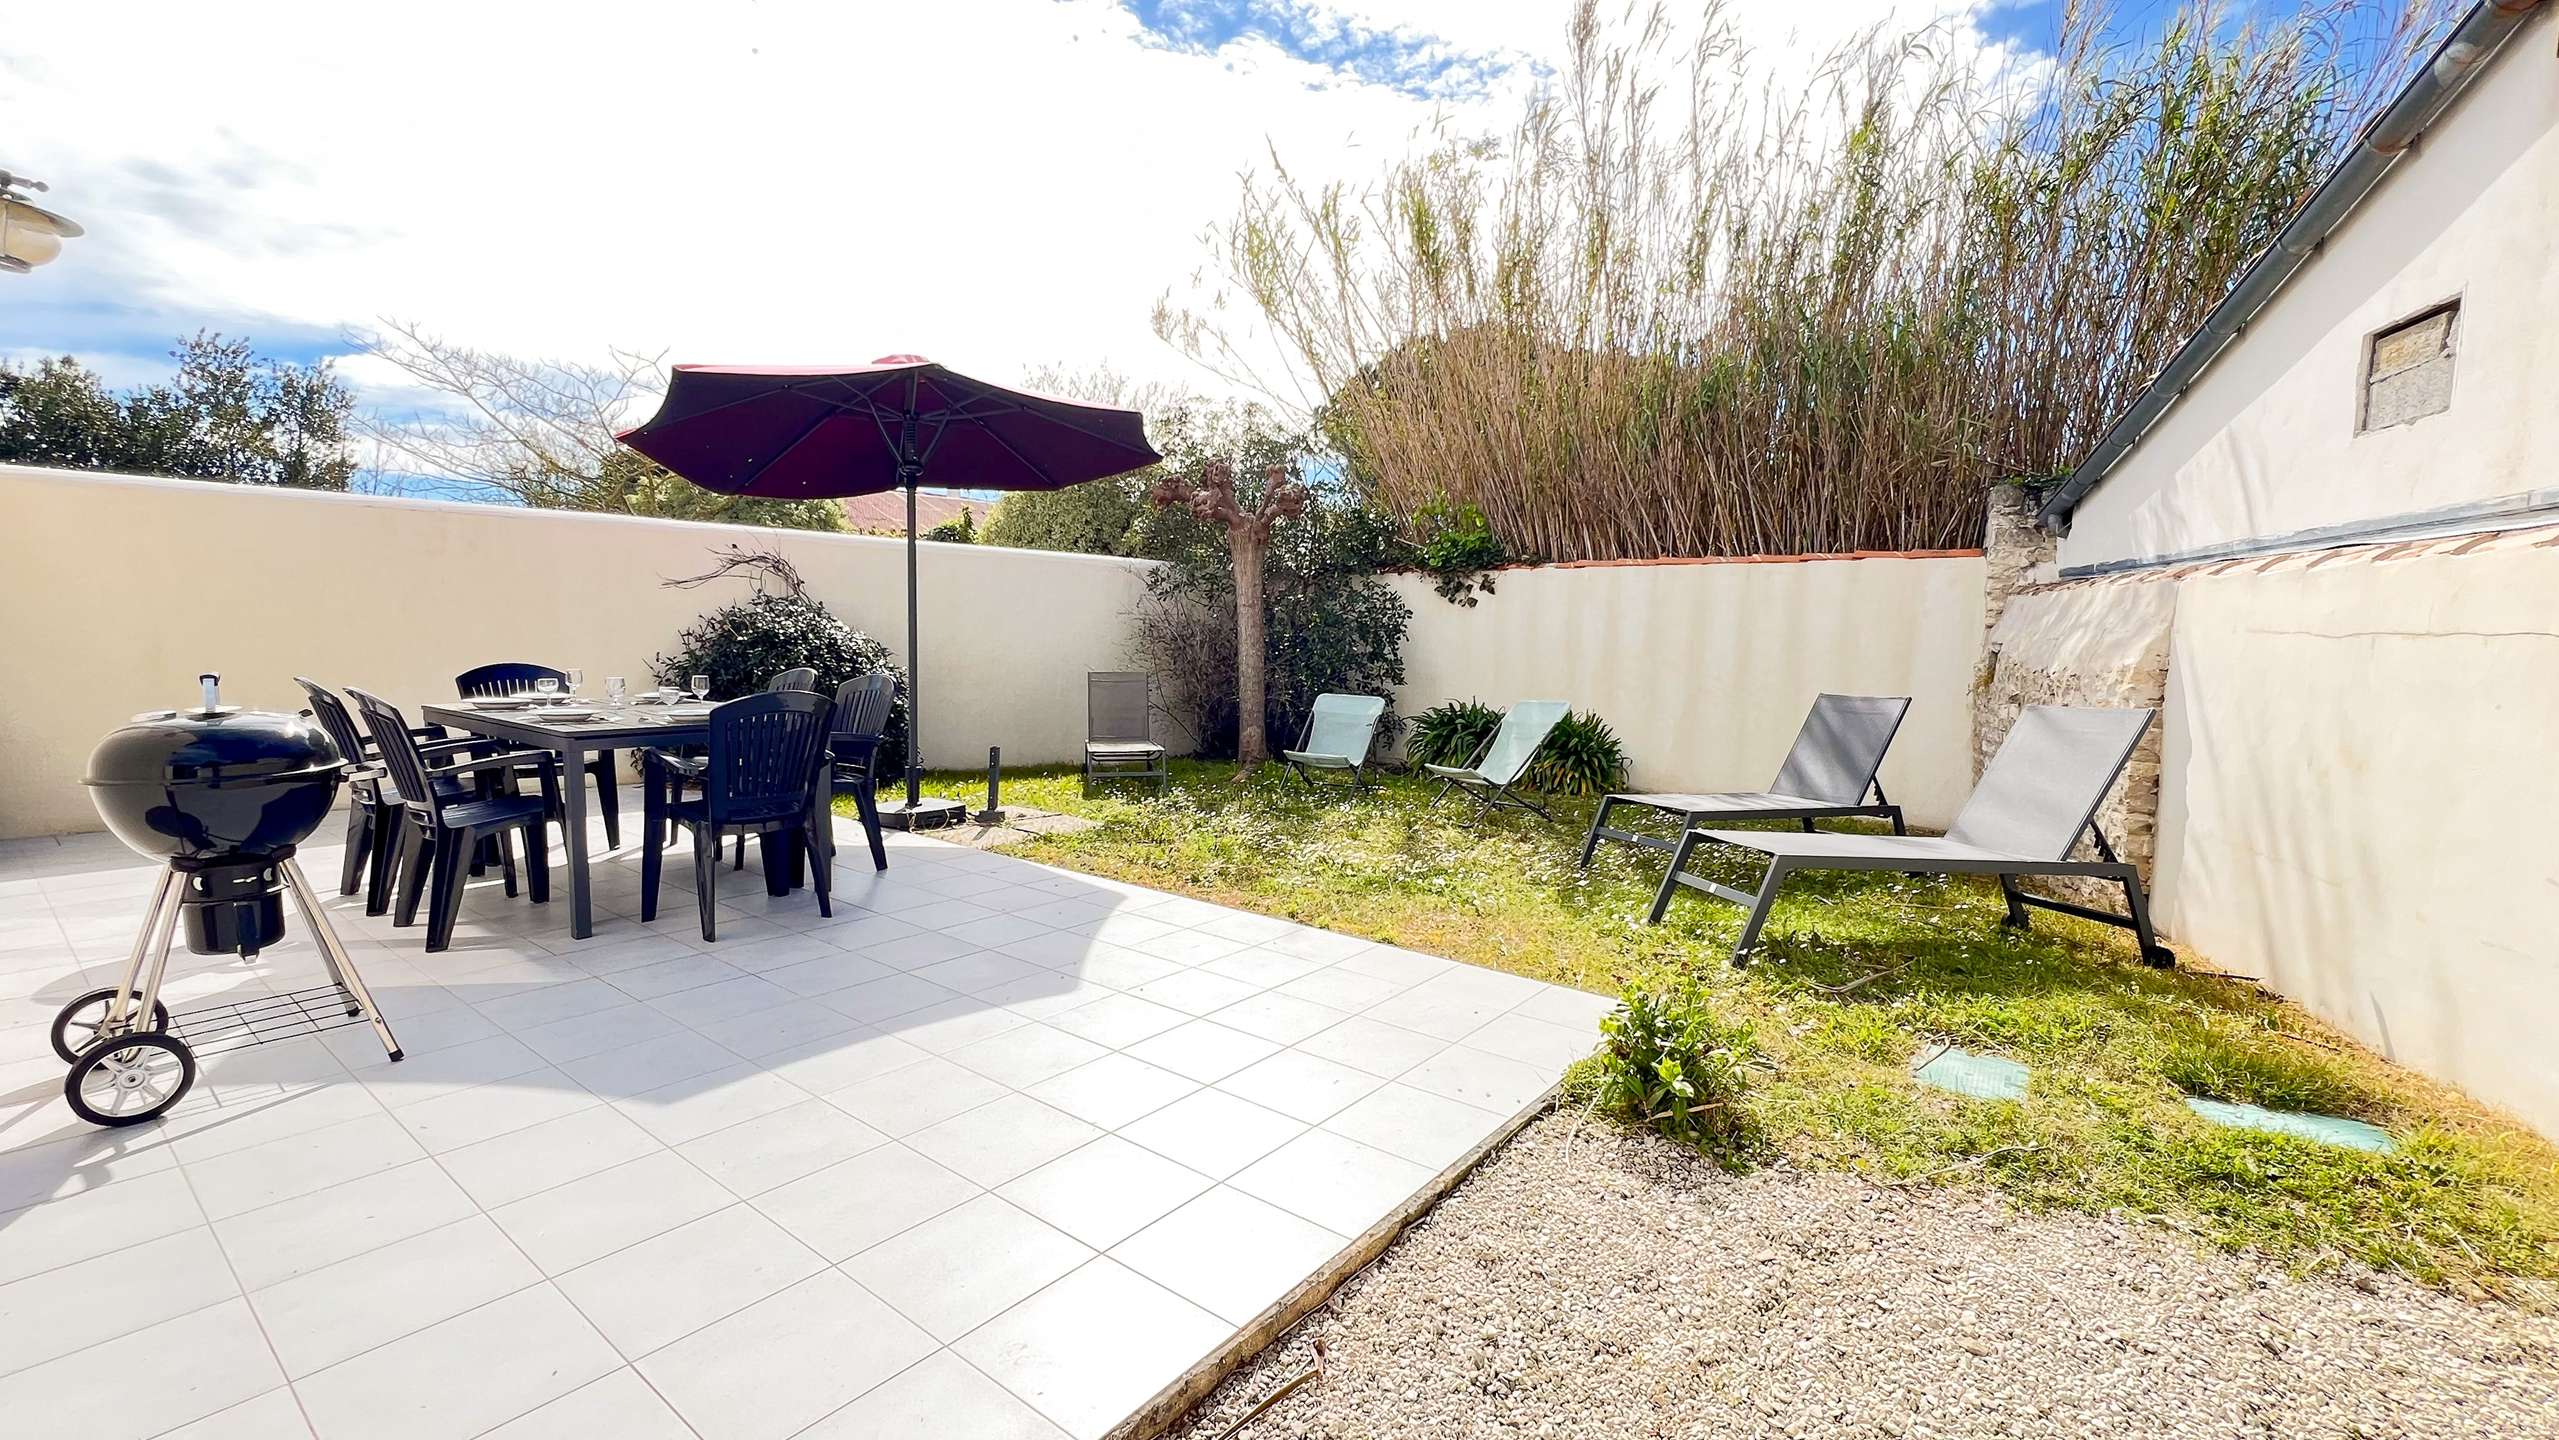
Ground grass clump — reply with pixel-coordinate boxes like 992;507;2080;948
867;761;2559;1296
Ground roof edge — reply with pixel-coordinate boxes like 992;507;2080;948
2038;0;2547;535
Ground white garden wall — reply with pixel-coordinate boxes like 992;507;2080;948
0;465;1160;840
1386;553;1987;829
2152;532;2559;1137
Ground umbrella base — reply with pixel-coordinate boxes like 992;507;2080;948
877;796;967;832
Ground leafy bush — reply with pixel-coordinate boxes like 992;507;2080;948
1526;711;1629;796
1597;980;1759;1160
1404;700;1627;795
1405;699;1501;769
653;591;909;775
1409;500;1506;606
924;507;976;544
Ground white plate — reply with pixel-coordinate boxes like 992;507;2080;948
543;708;600;722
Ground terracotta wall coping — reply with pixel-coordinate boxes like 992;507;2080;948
1401;547;1984;574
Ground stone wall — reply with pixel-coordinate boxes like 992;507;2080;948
1973;485;2174;910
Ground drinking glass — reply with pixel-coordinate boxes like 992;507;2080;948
565;668;584;696
534;677;560;699
689;674;711;703
606;676;627;706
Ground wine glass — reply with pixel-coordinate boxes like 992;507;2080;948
606;676;627;706
565;668;584;697
689;674;711;704
534;677;560;700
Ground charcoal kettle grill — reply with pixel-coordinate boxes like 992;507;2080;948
56;673;403;1126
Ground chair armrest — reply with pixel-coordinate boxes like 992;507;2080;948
429;748;562;778
415;736;503;758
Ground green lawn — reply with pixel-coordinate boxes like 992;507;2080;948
854;761;2559;1297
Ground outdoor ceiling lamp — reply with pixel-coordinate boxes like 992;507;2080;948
0;170;83;274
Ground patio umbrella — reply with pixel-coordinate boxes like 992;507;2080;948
619;356;1162;827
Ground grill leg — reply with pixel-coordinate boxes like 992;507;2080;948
106;870;183;1036
282;860;403;1061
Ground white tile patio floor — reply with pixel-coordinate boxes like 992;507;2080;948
0;818;1610;1440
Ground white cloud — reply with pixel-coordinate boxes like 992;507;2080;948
3;0;2015;410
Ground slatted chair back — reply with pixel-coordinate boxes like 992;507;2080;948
1088;672;1153;746
1473;701;1569;786
767;667;820;693
702;691;834;828
348;688;447;823
1769;693;1912;804
455;662;566;697
294;677;371;776
831;673;897;745
1947;706;2154;861
1301;693;1387;760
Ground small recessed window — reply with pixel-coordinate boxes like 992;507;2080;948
2360;301;2457;432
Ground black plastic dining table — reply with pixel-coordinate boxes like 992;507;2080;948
420;699;713;940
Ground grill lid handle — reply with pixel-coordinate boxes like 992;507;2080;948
200;672;222;713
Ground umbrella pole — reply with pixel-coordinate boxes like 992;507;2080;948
904;473;921;811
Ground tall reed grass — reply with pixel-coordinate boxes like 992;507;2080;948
1162;0;2446;561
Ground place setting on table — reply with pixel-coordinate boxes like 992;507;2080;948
421;671;738;938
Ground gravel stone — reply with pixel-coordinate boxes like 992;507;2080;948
1166;1110;2559;1440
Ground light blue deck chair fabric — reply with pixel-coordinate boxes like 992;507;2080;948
1281;693;1389;788
1423;700;1569;817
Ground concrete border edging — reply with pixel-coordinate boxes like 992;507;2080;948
1110;1084;1568;1440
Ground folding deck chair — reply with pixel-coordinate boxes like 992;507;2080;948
1084;671;1168;792
1281;693;1389;789
1423;700;1568;817
1579;693;1912;868
1647;705;2172;969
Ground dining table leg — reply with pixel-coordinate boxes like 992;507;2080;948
560;741;595;939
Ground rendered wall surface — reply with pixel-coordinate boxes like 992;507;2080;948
2152;533;2559;1137
0;465;1160;839
1386;554;1988;830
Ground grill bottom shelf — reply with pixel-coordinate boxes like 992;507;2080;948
166;984;376;1058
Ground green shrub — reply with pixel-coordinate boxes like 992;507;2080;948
653;591;909;775
1405;698;1501;769
1406;701;1629;795
1597;979;1759;1160
924;507;976;544
1410;500;1506;606
1524;711;1629;796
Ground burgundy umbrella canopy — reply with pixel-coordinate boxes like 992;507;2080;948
619;356;1162;825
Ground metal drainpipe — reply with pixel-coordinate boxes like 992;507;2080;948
2037;0;2549;535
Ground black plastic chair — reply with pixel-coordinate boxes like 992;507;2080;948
296;678;494;916
641;691;834;942
350;688;562;953
822;673;896;874
662;667;827;865
455;663;620;849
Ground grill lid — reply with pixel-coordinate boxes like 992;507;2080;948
84;673;344;791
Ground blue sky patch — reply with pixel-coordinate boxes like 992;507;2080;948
1118;0;1514;100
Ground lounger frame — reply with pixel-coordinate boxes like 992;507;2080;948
1648;706;2172;969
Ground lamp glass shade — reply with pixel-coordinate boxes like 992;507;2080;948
1;201;66;269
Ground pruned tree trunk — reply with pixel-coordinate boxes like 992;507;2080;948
1151;458;1307;780
1231;532;1268;773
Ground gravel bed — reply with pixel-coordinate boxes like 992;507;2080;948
1166;1110;2559;1440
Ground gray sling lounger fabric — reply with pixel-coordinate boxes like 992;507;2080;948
1282;693;1389;788
1423;700;1569;817
1084;671;1167;792
1578;694;1911;865
1648;705;2171;968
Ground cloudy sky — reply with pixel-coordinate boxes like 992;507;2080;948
3;0;2075;415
